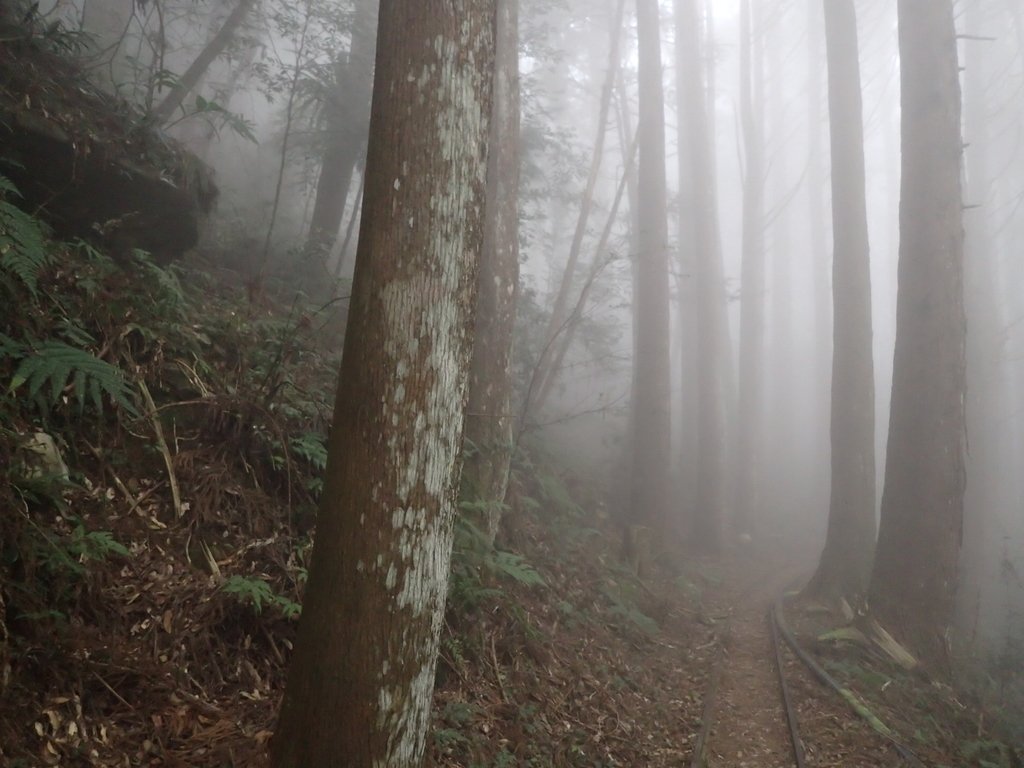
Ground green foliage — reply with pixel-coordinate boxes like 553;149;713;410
69;522;130;562
960;739;1016;768
0;176;50;297
21;511;128;581
6;340;137;415
601;578;659;636
490;551;546;587
221;574;301;619
448;515;545;612
290;431;328;471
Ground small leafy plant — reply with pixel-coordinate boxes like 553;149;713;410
221;574;301;619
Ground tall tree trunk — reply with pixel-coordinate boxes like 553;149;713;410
462;0;521;546
806;0;832;516
269;0;495;763
734;0;765;535
676;0;725;548
868;0;966;664
631;0;673;541
958;0;1010;647
306;0;378;252
151;0;256;123
807;0;875;601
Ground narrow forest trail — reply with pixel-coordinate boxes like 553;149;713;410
699;552;812;768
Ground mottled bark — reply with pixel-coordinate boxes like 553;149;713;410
807;0;875;601
631;0;673;534
270;0;495;764
462;0;520;546
869;0;965;664
151;0;256;123
734;0;765;534
306;0;378;253
675;0;725;549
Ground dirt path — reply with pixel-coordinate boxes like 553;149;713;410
701;554;809;768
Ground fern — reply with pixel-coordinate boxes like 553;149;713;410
489;551;546;587
222;574;301;618
290;432;328;471
7;341;137;414
0;176;51;297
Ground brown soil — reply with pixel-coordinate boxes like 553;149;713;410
702;555;807;768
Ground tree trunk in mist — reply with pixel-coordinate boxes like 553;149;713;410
269;1;494;763
806;0;832;515
676;0;725;549
462;0;520;547
306;0;378;254
533;138;637;414
868;0;965;664
734;0;765;535
958;2;1010;646
807;0;875;601
151;0;256;124
630;0;673;538
528;0;627;419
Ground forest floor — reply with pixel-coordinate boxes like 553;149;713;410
0;250;1020;766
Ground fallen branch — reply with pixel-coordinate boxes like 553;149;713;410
138;380;184;519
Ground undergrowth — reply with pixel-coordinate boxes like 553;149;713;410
1;176;646;764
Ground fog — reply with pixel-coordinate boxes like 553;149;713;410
42;0;1024;700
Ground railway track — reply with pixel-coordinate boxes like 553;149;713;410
689;573;926;768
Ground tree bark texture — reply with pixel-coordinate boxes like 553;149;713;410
270;0;494;764
462;0;521;546
869;0;966;664
808;0;876;601
631;0;673;532
306;0;378;253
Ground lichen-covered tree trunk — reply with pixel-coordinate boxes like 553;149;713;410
631;0;672;538
269;0;494;764
306;0;378;253
807;0;876;601
462;0;520;546
734;0;765;535
676;0;726;549
869;0;965;664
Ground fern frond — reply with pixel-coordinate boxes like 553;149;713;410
0;176;50;297
8;341;137;414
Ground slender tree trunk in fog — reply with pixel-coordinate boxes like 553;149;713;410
676;0;725;549
734;0;765;535
533;137;637;413
269;0;494;763
306;0;378;253
958;2;1009;645
807;0;875;601
463;0;520;546
631;0;673;539
152;0;256;123
529;0;627;418
869;0;965;664
806;0;832;514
